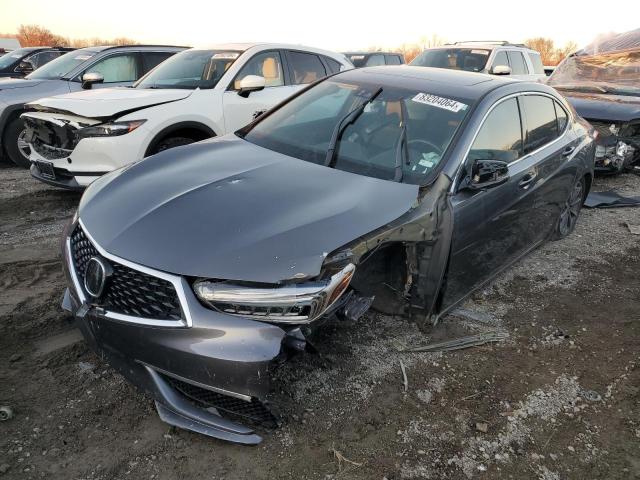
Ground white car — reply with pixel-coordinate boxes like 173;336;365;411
22;43;352;189
410;41;546;82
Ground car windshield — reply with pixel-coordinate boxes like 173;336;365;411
242;78;472;185
410;48;490;73
0;48;34;68
549;50;640;95
135;49;240;90
26;48;98;80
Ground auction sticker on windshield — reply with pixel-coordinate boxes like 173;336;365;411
412;93;468;113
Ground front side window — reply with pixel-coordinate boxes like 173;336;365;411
135;49;240;90
27;51;62;69
86;54;139;83
233;51;284;89
243;79;472;185
492;50;509;69
411;48;490;72
507;51;528;75
288;51;326;84
365;54;385;67
469;98;522;163
521;95;559;153
26;48;99;80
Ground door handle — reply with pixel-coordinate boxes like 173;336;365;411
562;146;575;157
518;171;537;189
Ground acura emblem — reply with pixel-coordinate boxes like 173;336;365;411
84;256;111;298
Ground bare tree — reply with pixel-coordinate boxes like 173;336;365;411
525;37;579;65
17;24;67;47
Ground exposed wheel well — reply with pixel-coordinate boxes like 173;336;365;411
1;108;24;155
145;123;215;157
350;242;408;315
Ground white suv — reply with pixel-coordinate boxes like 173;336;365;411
22;43;352;189
410;41;546;81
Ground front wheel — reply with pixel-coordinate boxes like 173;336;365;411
149;136;195;156
552;176;585;240
3;117;31;168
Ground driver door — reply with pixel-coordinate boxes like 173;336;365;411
222;50;297;132
79;52;141;89
441;96;540;310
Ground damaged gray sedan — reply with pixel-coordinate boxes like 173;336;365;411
62;66;595;444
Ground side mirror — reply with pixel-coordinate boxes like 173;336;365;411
235;75;265;98
467;159;510;190
15;61;34;74
490;65;511;76
81;72;104;90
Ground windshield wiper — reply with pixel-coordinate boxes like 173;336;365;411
325;87;383;167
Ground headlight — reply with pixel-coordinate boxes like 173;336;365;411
194;264;355;324
75;120;146;140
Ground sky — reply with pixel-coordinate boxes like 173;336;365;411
0;0;638;51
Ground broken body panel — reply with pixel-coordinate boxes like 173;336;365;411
62;67;595;444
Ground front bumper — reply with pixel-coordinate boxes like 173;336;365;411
27;124;149;188
62;220;289;444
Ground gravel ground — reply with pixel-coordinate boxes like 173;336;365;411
0;163;638;480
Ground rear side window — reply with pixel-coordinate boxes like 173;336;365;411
142;52;174;74
469;98;522;163
492;50;509;69
528;52;544;74
28;51;61;68
385;55;402;65
323;56;342;74
554;101;568;132
288;51;326;84
507;51;528;75
521;95;559;153
365;54;385;67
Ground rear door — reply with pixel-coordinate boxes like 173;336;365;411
222;49;296;132
519;94;577;241
442;95;541;309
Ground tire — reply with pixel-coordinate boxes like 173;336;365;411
3;117;31;168
149;136;195;156
552;176;585;240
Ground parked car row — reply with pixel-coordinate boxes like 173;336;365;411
0;46;75;78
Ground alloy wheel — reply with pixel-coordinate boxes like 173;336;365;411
17;129;31;160
558;180;584;237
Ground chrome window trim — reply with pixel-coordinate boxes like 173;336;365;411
67;219;193;328
450;91;571;193
138;361;252;402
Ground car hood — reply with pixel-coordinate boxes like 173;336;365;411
79;135;419;283
0;78;44;90
558;90;640;123
27;87;193;120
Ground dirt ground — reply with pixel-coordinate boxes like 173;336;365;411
0;162;638;480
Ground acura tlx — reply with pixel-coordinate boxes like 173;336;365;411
62;66;594;443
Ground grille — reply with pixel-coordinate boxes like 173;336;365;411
32;138;73;160
70;224;183;321
164;375;278;428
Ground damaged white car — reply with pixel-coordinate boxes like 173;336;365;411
21;43;351;189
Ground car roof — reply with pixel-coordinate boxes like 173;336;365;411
192;43;346;57
336;66;518;99
433;42;537;52
343;51;403;56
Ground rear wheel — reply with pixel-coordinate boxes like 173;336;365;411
3;117;31;168
149;136;195;156
552;176;585;240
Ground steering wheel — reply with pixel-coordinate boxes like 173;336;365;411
407;139;443;157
